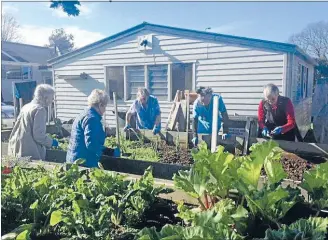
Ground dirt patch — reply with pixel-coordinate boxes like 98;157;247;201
157;142;193;166
262;152;314;181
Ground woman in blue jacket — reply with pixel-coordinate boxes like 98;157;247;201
66;89;119;167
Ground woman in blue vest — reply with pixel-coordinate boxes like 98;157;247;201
192;87;230;146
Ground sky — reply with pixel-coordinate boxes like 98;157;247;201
2;1;328;49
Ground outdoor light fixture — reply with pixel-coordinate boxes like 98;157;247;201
140;39;148;47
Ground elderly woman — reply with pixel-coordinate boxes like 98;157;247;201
124;88;161;135
192;86;230;146
8;84;58;160
258;84;296;141
66;89;119;168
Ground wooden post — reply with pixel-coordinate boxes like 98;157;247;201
12;82;17;120
185;90;190;148
211;95;219;153
113;92;120;151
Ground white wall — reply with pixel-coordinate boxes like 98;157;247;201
52;29;286;127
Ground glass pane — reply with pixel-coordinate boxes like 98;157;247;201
107;66;124;100
127;66;145;100
148;65;168;100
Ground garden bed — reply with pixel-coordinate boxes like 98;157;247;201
2;140;328;240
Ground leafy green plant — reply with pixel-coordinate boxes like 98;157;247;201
234;141;301;228
264;217;328;240
1;158;170;239
173;142;239;209
137;199;246;240
300;161;328;212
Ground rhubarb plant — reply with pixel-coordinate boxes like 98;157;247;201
300;161;328;211
264;217;328;240
234;140;301;228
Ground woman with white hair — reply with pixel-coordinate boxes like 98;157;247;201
66;89;120;167
8;84;58;160
124;88;161;135
258;83;296;141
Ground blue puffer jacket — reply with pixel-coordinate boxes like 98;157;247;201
66;107;105;167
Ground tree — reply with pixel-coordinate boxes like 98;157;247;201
50;1;80;17
289;21;328;80
1;13;21;42
289;21;328;60
47;28;75;56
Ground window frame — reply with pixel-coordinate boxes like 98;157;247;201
104;61;196;103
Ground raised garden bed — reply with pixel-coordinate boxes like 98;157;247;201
2;140;328;240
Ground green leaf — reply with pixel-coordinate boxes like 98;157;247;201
300;161;328;193
29;199;39;210
74;159;86;165
16;230;31;240
1;224;34;240
264;155;287;185
237;156;262;190
50;210;63;226
265;217;328;240
173;169;207;199
72;200;81;215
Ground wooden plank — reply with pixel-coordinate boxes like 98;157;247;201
113;92;120;151
185;91;190;148
250;138;328;158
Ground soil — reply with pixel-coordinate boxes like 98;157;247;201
261;152;314;181
156;142;194;166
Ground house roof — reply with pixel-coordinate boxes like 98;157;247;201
2;41;53;65
48;22;316;65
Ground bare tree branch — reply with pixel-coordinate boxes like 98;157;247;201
289;21;328;60
1;13;21;42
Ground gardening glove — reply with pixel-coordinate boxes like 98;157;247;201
152;125;161;135
261;127;269;137
222;133;231;140
123;124;131;132
52;139;59;148
271;126;283;135
192;136;198;147
199;119;210;130
113;147;121;157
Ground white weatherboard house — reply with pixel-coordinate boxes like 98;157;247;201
48;22;316;136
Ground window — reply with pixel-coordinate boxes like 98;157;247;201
171;63;193;100
295;63;309;101
122;62;193;101
127;66;145;100
2;65;33;80
107;66;124;100
148;65;168;101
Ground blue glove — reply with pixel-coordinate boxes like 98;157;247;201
152;125;161;135
262;127;269;137
271;127;283;135
222;133;231;140
52;139;59;147
113;147;121;157
123;124;131;132
192;136;198;146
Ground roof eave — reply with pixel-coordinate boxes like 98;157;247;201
48;22;317;66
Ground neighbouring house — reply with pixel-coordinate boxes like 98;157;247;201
48;22;316;137
1;41;54;103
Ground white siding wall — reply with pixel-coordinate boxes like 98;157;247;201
53;30;285;127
